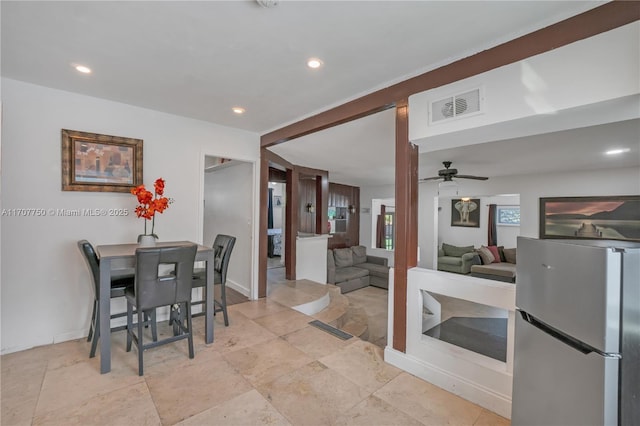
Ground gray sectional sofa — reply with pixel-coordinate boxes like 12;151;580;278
327;245;390;293
470;247;517;283
437;243;480;274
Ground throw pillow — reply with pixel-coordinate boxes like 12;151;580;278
497;246;506;262
334;248;354;268
478;246;495;265
351;245;367;265
504;248;517;264
442;243;475;257
487;246;501;263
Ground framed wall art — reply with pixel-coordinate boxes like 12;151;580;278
539;195;640;242
497;206;520;226
451;198;480;228
61;129;143;193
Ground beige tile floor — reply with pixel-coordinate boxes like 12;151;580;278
343;286;389;348
2;299;511;426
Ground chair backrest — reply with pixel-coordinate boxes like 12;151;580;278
212;234;236;284
78;240;100;297
135;244;197;311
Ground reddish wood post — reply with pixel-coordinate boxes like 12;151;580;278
393;100;418;352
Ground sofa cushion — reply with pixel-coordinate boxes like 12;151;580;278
356;262;389;278
327;250;336;268
335;266;369;282
486;245;501;263
438;256;463;266
471;263;516;279
351;245;367;265
503;248;517;264
334;248;353;268
478;246;495;265
497;246;506;262
442;243;475;257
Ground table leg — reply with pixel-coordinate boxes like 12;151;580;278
99;258;112;374
205;253;214;343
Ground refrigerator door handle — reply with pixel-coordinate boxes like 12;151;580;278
519;310;621;359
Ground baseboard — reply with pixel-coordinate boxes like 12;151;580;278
226;279;250;297
384;346;512;419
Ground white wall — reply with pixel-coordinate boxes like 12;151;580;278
0;78;259;354
203;162;254;296
359;184;395;266
437;195;520;250
410;22;640;148
419;167;640;270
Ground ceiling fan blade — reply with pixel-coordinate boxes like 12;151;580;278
420;176;442;181
456;175;489;180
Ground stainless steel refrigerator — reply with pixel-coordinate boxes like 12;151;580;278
512;237;639;426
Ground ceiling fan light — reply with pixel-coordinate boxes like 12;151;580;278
438;179;458;196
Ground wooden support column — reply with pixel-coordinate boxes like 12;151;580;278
285;167;299;280
315;173;329;235
393;100;418;353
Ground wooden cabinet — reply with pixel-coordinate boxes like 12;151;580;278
297;179;359;249
327;184;359;249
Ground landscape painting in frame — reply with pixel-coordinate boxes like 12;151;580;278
61;129;143;193
540;196;640;242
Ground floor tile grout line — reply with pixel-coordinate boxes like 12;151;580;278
142;376;165;425
472;407;487;425
372;373;432;426
27;358;49;424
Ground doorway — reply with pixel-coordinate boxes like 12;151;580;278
267;180;286;287
201;155;254;302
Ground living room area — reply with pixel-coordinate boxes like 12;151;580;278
259;17;639;420
266;88;639;361
268;85;640;422
264;169;393;349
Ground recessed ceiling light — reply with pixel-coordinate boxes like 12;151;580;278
605;148;630;155
74;65;92;74
232;107;245;114
256;0;279;7
307;58;323;69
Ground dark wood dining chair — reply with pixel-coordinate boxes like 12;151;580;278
126;244;197;375
190;234;236;326
77;240;157;358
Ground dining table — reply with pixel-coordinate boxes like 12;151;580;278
96;240;214;374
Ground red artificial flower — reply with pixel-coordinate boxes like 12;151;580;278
154;178;165;196
131;177;172;236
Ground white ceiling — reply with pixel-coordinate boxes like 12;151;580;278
1;1;603;134
5;1;634;187
271;109;640;187
418;118;640;180
270;107;397;186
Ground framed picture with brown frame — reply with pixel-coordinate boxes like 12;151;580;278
539;195;640;242
61;129;143;193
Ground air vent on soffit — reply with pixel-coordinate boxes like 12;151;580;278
430;88;483;124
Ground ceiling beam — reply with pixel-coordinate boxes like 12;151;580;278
260;1;639;147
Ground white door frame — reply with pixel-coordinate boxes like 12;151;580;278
197;150;260;300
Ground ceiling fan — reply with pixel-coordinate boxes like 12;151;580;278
420;161;488;182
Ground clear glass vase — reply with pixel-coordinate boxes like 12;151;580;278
137;234;157;247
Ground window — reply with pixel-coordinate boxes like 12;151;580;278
371;198;395;251
497;206;520;226
384;212;395;250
